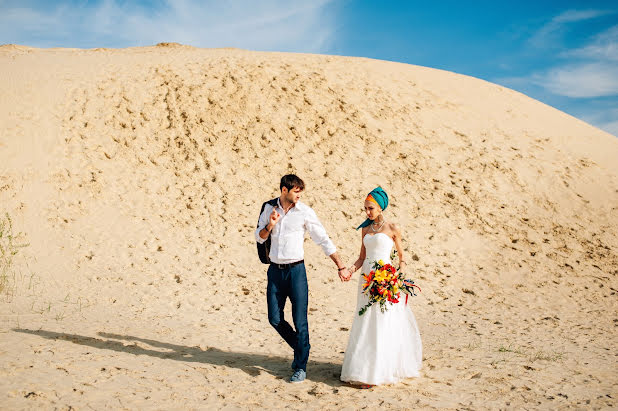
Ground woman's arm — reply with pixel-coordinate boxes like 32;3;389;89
392;223;406;271
347;228;367;276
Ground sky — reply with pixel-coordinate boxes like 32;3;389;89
1;0;617;136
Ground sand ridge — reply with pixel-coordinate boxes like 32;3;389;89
0;46;616;409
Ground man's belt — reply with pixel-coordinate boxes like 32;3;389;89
272;260;304;270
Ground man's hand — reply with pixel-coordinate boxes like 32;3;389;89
259;209;281;240
343;268;352;281
269;209;281;228
338;267;351;282
345;269;353;281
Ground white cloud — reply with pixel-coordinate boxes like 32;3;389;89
494;10;618;137
533;63;618;98
0;0;337;53
521;11;618;99
529;9;612;48
552;9;609;23
562;25;618;61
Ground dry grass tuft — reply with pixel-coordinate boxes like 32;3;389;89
0;213;29;299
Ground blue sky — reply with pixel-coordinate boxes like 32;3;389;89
1;0;617;136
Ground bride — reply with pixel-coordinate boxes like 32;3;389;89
340;187;422;386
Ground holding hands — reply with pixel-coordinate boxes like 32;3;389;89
338;263;358;282
338;267;352;282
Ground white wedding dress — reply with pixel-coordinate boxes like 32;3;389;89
340;233;422;385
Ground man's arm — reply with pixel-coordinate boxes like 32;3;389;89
305;208;347;280
258;225;272;240
256;206;281;242
255;204;275;243
329;252;350;282
329;252;344;267
305;208;338;257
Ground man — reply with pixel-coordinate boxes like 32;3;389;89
255;174;349;383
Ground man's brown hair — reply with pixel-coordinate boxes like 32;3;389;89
280;174;305;191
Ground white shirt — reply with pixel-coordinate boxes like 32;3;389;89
255;199;336;264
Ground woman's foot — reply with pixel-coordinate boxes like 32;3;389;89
345;382;374;389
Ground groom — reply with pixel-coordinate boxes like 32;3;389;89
255;174;349;383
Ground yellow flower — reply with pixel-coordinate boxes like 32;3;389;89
378;259;385;266
375;269;386;282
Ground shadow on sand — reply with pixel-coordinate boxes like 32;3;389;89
13;328;344;386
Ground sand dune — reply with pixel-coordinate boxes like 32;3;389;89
1;45;616;409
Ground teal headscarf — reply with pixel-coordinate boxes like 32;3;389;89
356;186;389;230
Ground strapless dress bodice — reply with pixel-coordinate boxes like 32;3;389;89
363;232;394;263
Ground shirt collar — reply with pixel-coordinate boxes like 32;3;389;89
277;198;305;212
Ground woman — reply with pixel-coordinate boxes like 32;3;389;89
340;187;422;387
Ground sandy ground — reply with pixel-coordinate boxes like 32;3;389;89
0;44;617;410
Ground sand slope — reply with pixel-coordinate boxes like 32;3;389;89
1;44;617;409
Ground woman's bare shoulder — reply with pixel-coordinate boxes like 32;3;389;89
387;221;400;231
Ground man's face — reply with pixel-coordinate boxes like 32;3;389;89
284;186;303;204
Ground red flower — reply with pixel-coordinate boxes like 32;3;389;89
383;264;396;274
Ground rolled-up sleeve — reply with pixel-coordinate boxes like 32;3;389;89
255;205;271;244
305;208;337;256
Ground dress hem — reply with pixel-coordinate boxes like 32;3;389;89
340;371;421;386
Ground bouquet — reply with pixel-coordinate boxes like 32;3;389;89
359;259;420;316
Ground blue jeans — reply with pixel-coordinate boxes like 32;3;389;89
266;262;310;371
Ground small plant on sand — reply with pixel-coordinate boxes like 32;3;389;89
465;341;480;351
528;350;564;362
498;345;525;355
0;213;29;299
498;344;564;362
